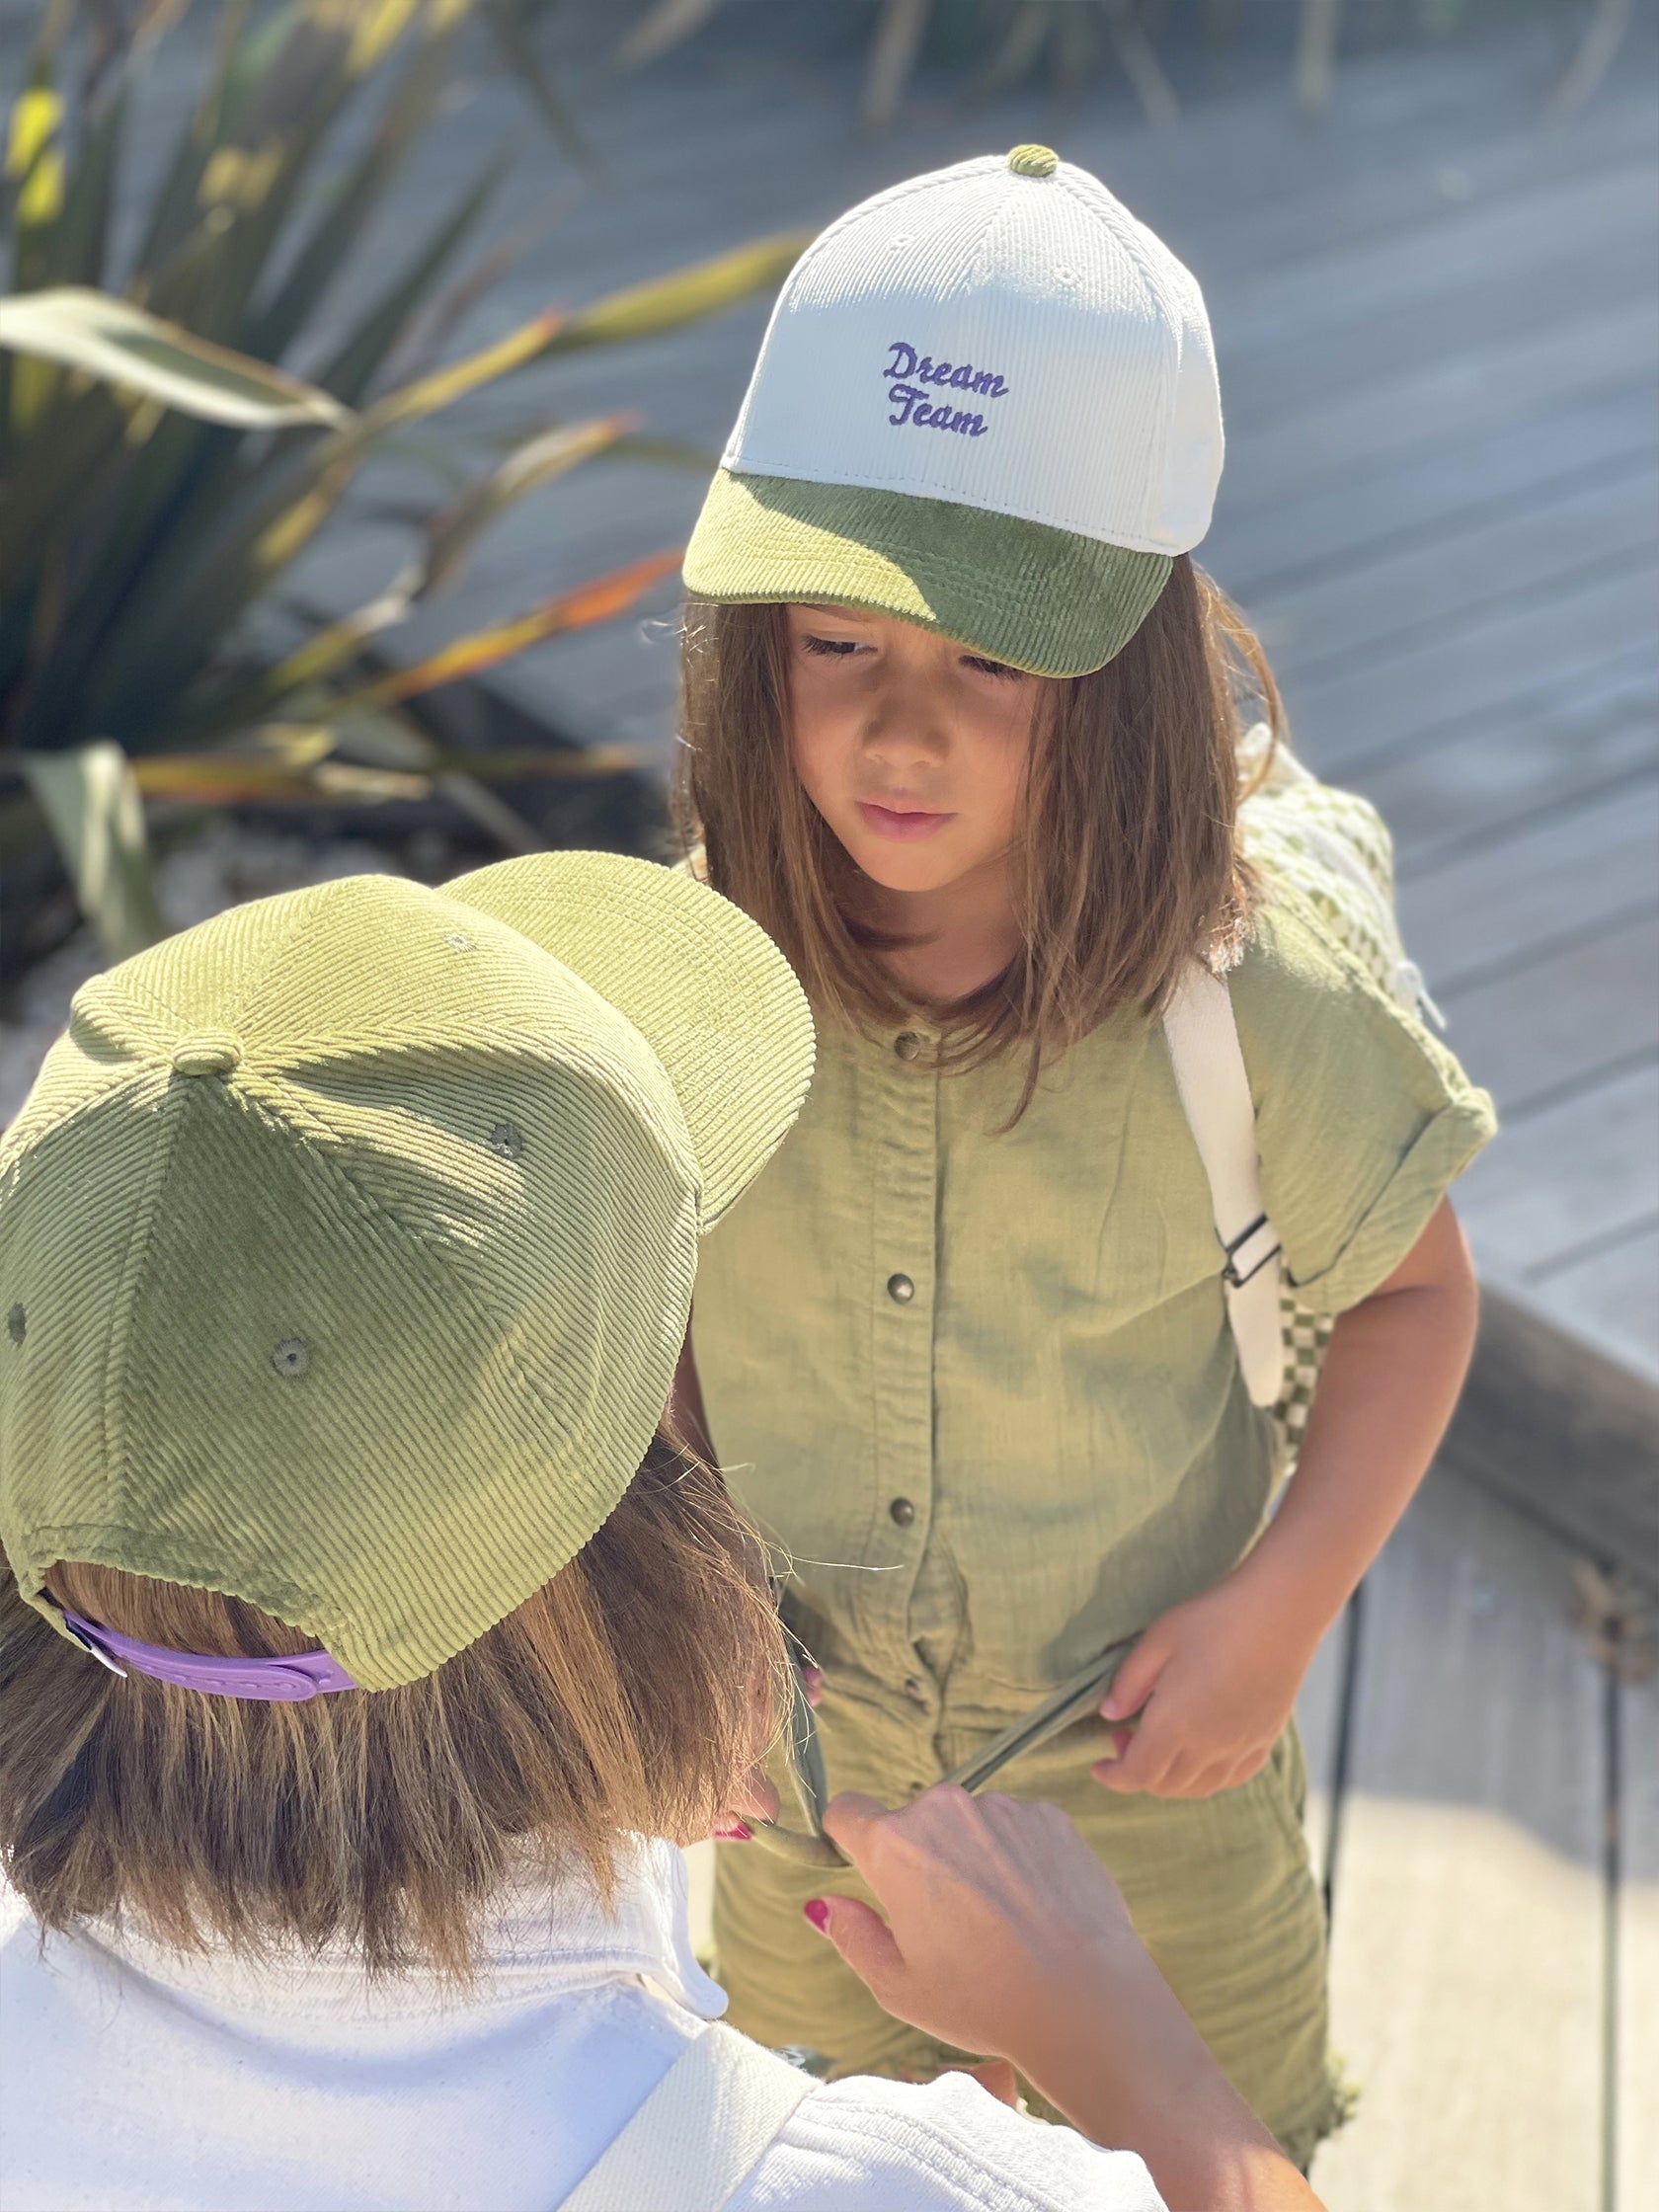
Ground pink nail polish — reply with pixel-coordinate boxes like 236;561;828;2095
803;1899;830;1933
713;1821;751;1842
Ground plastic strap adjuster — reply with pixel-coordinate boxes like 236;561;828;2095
1220;1212;1283;1290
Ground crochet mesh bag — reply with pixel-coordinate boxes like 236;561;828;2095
1235;725;1437;1467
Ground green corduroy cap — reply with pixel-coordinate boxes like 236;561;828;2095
0;854;813;1690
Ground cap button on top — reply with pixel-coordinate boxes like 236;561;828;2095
171;1031;241;1078
1008;143;1058;178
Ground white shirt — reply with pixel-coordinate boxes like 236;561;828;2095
0;1842;1162;2211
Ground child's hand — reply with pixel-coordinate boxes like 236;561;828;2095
1092;1573;1320;1799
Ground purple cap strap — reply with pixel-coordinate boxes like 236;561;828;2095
61;1611;357;1702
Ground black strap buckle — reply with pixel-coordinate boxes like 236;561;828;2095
1220;1213;1283;1290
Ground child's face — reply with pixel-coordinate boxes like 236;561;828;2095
784;603;1044;898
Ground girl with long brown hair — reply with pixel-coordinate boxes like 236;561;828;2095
673;148;1495;2168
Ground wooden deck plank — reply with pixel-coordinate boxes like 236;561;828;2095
1432;908;1659;1116
1311;1472;1606;2211
1211;151;1657;361
1398;776;1659;994
1455;1060;1659;1283
1286;561;1659;776
1211;381;1658;603
1615;1670;1659;2210
1223;260;1652;461
1167;64;1659;287
1529;1224;1659;1386
1252;466;1659;690
1338;625;1659;798
1216;167;1658;432
1362;656;1659;866
1219;294;1659;514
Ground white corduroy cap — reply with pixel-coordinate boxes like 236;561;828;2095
684;145;1224;676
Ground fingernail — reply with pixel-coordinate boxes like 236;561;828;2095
713;1821;751;1842
803;1899;830;1933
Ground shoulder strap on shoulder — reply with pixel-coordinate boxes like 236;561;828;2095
559;2021;814;2212
1162;966;1286;1410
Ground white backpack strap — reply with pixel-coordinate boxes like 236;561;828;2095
559;2021;813;2212
1163;966;1286;1410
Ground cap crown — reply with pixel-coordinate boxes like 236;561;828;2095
723;152;1223;557
0;875;700;1689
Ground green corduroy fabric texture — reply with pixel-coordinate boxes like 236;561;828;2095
0;855;813;1689
683;469;1173;677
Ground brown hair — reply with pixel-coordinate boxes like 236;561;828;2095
0;1434;786;1979
675;557;1282;1117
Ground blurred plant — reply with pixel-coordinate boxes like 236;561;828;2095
617;0;1179;127
0;0;803;959
614;0;1629;126
478;0;590;161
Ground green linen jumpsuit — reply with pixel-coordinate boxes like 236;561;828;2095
690;884;1495;2168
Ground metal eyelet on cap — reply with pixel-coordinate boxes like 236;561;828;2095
272;1338;310;1378
489;1121;523;1160
7;1304;25;1345
443;931;474;951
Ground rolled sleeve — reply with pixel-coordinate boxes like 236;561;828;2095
1232;887;1497;1316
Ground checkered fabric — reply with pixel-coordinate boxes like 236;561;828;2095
1236;727;1428;1469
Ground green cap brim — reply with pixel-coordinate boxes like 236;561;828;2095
683;470;1172;678
444;851;814;1231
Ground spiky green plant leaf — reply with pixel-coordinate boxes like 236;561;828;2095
243;0;475;368
19;739;166;959
332;546;683;712
314;156;507;407
0;287;350;426
482;0;591;164
418;415;639;596
0;0;801;914
540;233;807;356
